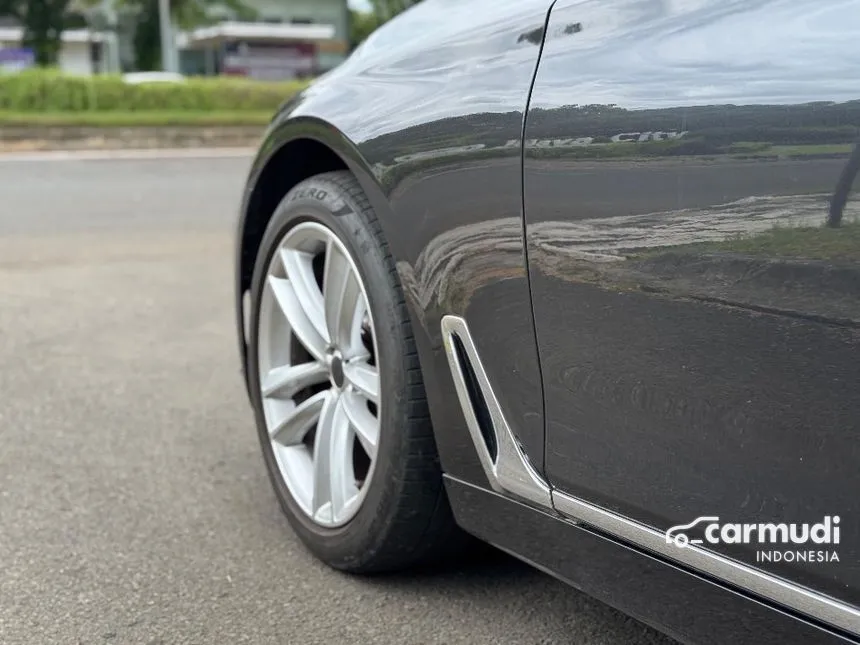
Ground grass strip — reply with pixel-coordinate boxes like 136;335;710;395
0;111;273;127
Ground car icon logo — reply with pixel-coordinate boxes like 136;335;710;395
665;517;720;548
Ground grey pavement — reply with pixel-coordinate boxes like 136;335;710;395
0;154;676;645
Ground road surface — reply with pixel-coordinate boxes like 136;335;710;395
0;152;676;645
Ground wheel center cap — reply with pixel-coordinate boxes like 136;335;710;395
328;351;345;389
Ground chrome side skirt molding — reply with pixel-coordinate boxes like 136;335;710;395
440;314;860;637
440;315;552;509
552;491;860;637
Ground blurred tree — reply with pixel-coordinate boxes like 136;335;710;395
0;0;79;66
369;0;421;22
131;0;160;70
118;0;256;70
117;0;256;31
64;9;90;29
349;9;379;50
166;0;256;30
350;0;420;49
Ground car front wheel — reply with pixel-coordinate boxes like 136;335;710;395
246;171;463;573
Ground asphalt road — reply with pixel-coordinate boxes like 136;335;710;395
0;153;676;645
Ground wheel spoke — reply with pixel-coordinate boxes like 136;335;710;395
342;390;379;458
344;360;379;405
311;395;356;522
279;248;329;344
270;390;329;446
323;240;362;356
267;276;328;362
259;222;382;529
262;361;328;399
351;302;372;360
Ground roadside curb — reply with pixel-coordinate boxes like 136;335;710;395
0;125;265;153
0;148;256;162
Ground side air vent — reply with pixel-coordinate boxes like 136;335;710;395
450;333;498;462
440;315;551;509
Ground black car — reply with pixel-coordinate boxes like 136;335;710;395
234;1;860;642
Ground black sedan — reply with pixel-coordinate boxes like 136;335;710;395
234;1;860;643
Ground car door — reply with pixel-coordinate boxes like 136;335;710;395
523;0;860;628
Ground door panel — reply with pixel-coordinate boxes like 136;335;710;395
524;0;860;610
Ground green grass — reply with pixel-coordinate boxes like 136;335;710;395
0;110;273;126
649;222;860;263
0;69;307;111
763;144;853;156
727;142;853;156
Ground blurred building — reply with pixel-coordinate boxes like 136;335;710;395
178;0;351;80
0;0;349;79
0;15;120;75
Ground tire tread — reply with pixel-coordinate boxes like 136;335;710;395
314;171;465;572
252;170;466;573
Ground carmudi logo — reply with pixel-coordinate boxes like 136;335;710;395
665;516;842;564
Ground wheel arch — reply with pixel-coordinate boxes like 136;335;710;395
235;117;409;392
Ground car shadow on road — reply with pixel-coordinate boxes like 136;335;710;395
232;452;679;645
354;542;678;645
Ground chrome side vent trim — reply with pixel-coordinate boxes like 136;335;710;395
440;325;859;634
440;315;552;509
449;333;498;461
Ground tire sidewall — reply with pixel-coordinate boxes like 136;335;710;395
246;176;413;567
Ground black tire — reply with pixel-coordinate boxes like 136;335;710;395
246;170;465;573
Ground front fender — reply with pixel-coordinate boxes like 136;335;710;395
234;0;550;487
233;109;413;402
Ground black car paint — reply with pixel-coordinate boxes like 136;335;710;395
446;477;855;645
234;0;860;641
524;0;859;609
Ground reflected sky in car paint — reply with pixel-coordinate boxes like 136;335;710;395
533;0;860;107
325;0;860;138
298;0;547;142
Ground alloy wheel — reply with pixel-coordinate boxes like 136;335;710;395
257;221;381;528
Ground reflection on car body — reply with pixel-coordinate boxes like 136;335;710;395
235;0;860;642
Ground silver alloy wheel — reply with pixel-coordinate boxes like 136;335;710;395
257;221;381;528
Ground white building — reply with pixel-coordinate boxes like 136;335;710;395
177;0;350;79
0;0;347;78
178;21;339;79
0;26;120;75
